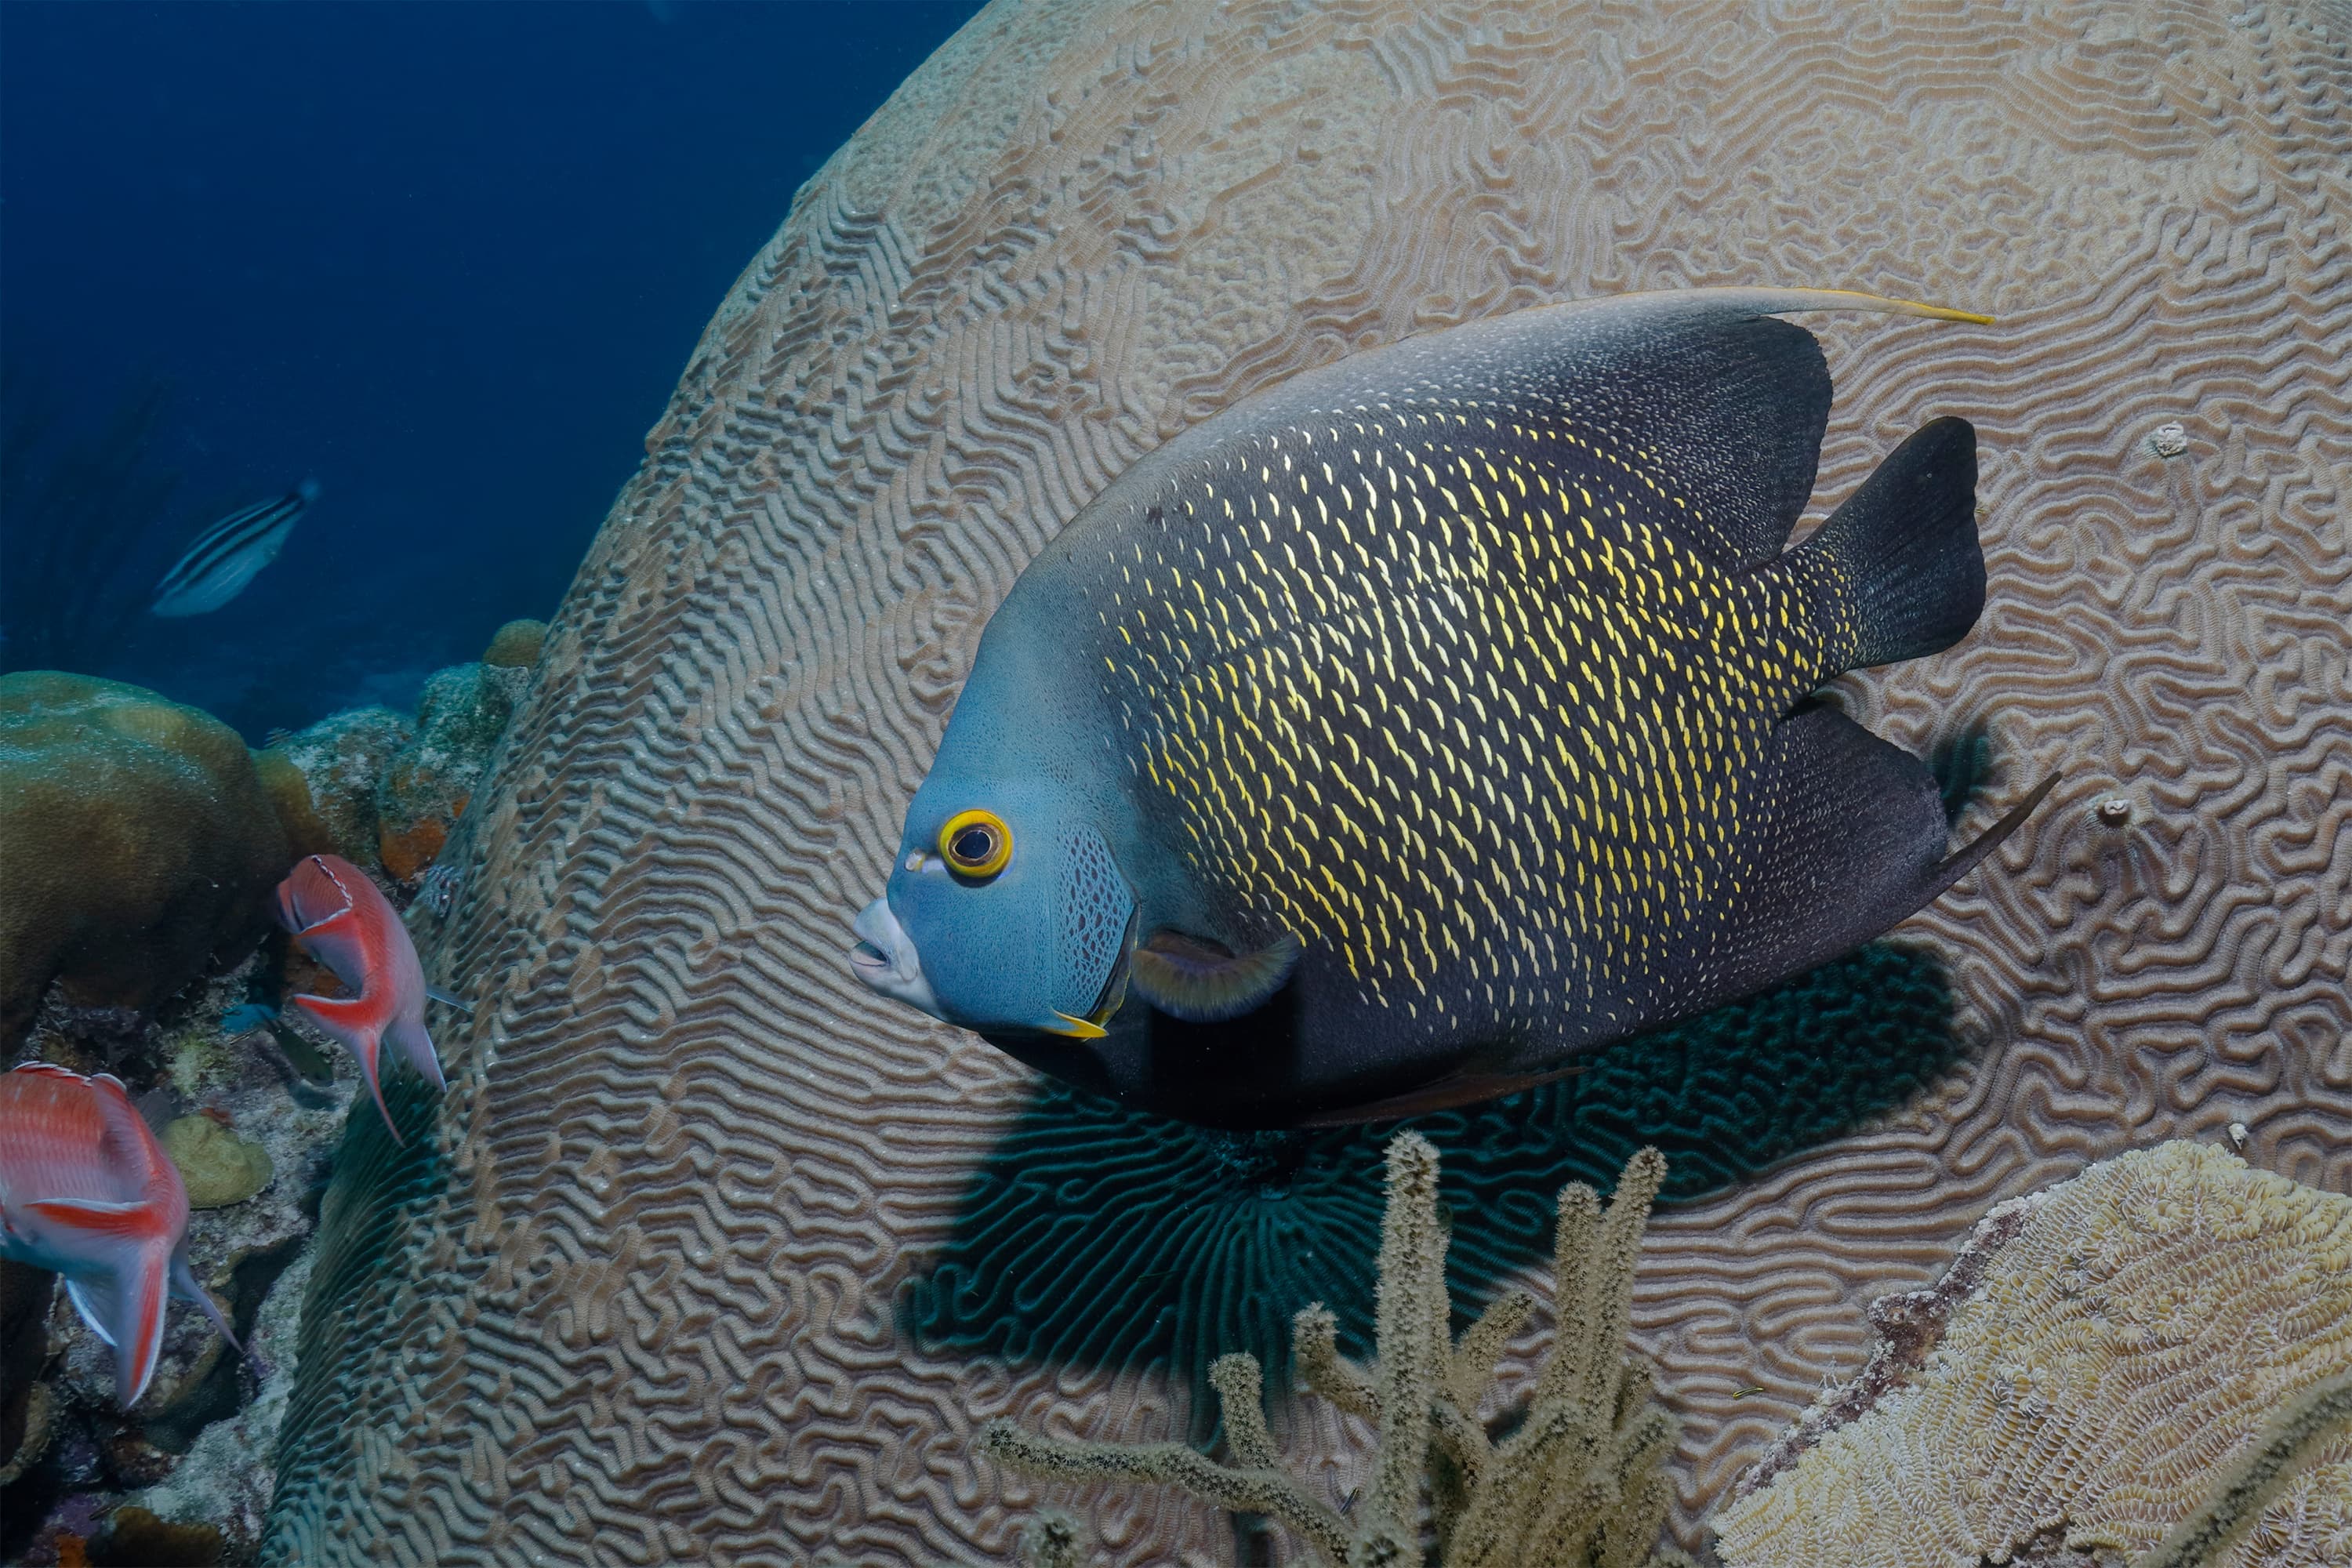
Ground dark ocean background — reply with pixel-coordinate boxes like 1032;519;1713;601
2;0;985;738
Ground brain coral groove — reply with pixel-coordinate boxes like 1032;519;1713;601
266;3;2352;1563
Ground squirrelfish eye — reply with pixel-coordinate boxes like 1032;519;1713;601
938;808;1012;880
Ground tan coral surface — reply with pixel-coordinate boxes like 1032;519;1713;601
2206;1431;2352;1568
1712;1142;2352;1568
264;2;2352;1563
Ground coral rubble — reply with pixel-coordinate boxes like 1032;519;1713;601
1713;1142;2352;1568
981;1133;1690;1567
252;706;415;866
373;662;524;880
0;673;289;1048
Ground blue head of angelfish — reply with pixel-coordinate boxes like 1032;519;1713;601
851;772;1139;1040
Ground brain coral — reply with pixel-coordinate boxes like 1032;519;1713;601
263;2;2352;1563
0;672;290;1047
1711;1141;2352;1568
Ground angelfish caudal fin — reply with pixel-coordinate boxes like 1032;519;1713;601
1915;768;2063;909
1798;416;1986;671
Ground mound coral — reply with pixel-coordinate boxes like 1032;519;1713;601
1712;1141;2352;1568
480;618;546;670
0;673;289;1047
980;1133;1690;1567
252;706;416;866
161;1115;275;1209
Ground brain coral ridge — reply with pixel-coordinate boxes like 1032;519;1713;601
1712;1141;2352;1568
264;2;2352;1563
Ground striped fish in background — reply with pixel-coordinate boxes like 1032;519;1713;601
149;479;318;616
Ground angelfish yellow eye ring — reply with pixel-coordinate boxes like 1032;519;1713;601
938;808;1013;880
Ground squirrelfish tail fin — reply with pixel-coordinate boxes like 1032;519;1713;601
57;1233;172;1407
1796;416;1984;673
385;1015;448;1093
172;1247;267;1378
23;1196;169;1242
289;993;401;1143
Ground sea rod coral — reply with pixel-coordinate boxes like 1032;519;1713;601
980;1132;1690;1567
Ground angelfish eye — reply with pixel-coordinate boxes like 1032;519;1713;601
938;808;1012;880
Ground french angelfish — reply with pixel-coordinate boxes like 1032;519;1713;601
274;854;450;1141
151;480;318;617
850;288;2057;1127
0;1063;247;1406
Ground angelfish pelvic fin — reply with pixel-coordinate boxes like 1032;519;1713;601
1127;928;1300;1022
1043;1011;1109;1040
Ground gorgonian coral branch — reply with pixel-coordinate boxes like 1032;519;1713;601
977;1134;1688;1566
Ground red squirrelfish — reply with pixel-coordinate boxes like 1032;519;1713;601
274;854;448;1142
0;1063;243;1406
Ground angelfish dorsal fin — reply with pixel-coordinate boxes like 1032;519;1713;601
1127;929;1299;1022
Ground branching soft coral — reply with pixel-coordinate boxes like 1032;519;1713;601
978;1131;1691;1567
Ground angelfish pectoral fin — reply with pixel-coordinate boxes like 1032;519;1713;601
1127;928;1300;1022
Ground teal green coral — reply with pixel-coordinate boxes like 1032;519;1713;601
912;942;1959;1400
979;1133;1693;1568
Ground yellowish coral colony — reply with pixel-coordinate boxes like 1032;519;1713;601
1714;1142;2352;1568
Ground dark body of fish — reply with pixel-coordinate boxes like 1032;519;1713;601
855;289;2053;1127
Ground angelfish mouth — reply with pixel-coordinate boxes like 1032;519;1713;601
849;897;942;1020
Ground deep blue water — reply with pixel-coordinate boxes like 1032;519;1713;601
2;0;983;736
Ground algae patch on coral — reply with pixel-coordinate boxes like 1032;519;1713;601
162;1116;275;1210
